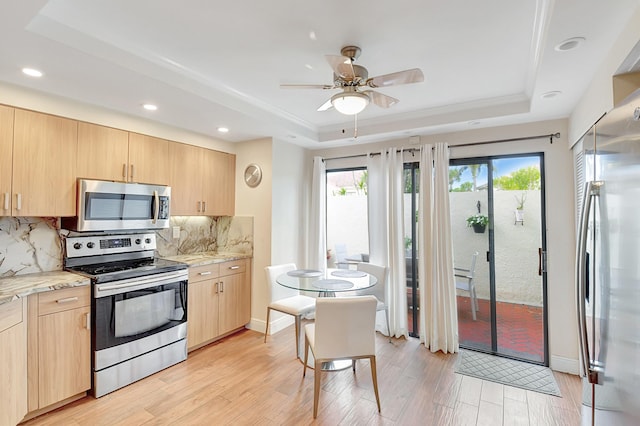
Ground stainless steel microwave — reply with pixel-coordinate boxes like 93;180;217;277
62;179;171;232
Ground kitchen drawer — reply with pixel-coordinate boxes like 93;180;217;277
0;298;24;332
38;286;90;316
218;259;248;277
189;263;220;283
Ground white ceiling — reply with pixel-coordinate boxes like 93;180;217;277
1;0;639;148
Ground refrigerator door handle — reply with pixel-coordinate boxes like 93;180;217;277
576;180;603;384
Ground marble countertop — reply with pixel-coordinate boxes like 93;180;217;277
162;252;251;267
0;271;91;306
0;252;251;306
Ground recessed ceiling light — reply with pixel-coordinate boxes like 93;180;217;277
554;37;585;52
305;64;313;70
541;91;562;99
142;104;158;111
22;67;43;78
217;127;229;133
309;31;317;41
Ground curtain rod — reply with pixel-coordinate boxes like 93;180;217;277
323;132;560;162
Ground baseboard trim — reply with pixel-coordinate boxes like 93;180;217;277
550;355;580;375
247;314;294;336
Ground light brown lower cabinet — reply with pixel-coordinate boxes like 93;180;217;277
0;298;27;426
26;286;91;419
187;258;251;351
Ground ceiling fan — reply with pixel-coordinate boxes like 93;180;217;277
281;46;424;116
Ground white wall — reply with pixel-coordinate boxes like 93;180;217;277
234;138;273;333
309;118;578;373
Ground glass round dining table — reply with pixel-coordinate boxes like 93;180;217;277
276;268;377;297
276;268;378;371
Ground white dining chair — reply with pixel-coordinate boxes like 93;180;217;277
303;296;381;418
454;252;479;320
355;262;391;342
264;264;316;358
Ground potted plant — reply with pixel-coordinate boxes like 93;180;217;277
466;214;489;233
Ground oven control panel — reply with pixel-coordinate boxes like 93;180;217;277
65;233;157;258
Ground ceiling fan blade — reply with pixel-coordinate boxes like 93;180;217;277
366;68;424;88
325;54;355;80
280;84;335;90
363;90;399;108
317;99;333;112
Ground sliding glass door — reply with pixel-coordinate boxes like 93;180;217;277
449;154;548;365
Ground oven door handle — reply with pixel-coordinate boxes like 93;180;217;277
97;272;186;292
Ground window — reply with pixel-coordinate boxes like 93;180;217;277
326;168;369;268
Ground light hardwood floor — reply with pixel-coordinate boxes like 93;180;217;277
21;323;582;425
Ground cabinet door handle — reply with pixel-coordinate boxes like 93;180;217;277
197;201;202;213
199;271;212;276
3;192;8;210
220;281;224;293
130;164;134;181
202;201;206;212
229;265;240;270
122;163;127;180
214;282;219;294
85;312;91;330
57;296;79;304
16;193;21;211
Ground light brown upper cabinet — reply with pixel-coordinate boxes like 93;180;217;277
12;109;78;217
206;150;236;216
77;122;129;181
0;105;14;216
128;133;170;185
77;126;169;185
169;142;235;216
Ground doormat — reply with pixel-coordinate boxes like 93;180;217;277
454;349;561;397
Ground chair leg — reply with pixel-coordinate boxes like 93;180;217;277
352;359;356;372
470;294;477;321
384;308;392;343
313;360;322;418
303;335;309;377
369;356;381;412
263;307;271;343
294;315;301;359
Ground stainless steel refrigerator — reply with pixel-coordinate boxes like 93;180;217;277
576;88;640;425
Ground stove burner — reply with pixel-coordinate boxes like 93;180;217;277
66;257;187;284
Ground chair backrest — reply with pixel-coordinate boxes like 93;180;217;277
334;243;348;263
469;252;478;279
265;263;298;302
356;262;387;304
313;296;377;359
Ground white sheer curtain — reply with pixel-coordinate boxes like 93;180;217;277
418;143;458;353
367;149;408;338
308;156;327;271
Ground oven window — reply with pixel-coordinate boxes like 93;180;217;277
94;281;187;351
115;289;175;337
86;193;153;220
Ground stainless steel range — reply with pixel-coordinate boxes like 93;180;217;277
64;233;188;398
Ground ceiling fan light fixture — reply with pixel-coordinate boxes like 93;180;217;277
331;91;369;115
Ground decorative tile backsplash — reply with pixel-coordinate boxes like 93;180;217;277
0;216;253;278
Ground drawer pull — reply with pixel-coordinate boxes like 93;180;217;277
56;297;79;304
229;265;240;270
199;271;212;276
